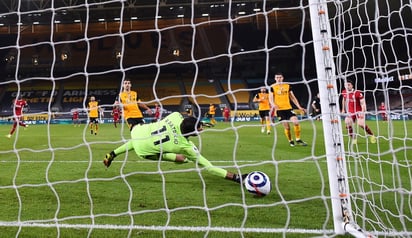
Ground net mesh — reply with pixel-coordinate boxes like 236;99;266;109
0;0;411;237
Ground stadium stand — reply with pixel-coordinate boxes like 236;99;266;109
59;75;120;114
0;80;57;116
126;74;184;111
220;79;251;108
183;79;222;105
198;25;230;57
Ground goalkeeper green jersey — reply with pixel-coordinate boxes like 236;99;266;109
129;112;227;178
131;112;200;159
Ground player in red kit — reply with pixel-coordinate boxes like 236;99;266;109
223;106;230;122
378;102;387;121
341;80;376;145
7;97;29;138
111;102;121;128
72;108;81;127
153;103;161;122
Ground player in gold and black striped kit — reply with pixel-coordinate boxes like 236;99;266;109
119;78;152;130
104;78;153;162
253;87;271;134
87;96;100;135
270;73;307;147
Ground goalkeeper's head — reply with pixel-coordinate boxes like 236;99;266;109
180;117;204;137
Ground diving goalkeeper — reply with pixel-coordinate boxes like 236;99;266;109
103;112;247;183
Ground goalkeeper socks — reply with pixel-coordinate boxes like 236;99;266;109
232;174;240;183
232;173;249;183
107;151;116;160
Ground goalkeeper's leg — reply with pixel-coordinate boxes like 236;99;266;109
143;153;189;163
194;156;248;183
229;172;249;184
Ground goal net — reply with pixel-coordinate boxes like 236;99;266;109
0;0;410;237
310;0;411;237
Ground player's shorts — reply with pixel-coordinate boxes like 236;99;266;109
259;110;270;118
276;109;296;121
90;117;98;124
13;116;23;121
346;113;362;122
127;117;145;131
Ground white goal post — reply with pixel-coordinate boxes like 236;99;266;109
309;0;367;236
310;0;411;237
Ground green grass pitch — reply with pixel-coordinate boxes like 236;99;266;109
0;119;410;237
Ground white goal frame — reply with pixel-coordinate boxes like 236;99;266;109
310;1;411;237
309;0;365;236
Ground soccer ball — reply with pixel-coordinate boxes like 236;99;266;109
244;171;271;197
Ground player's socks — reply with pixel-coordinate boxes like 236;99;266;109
266;120;271;134
284;129;292;141
10;124;17;135
294;125;301;140
346;125;353;138
363;125;373;135
232;173;248;183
